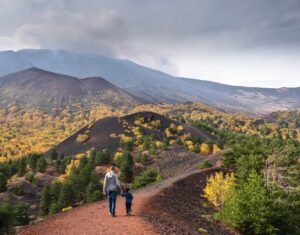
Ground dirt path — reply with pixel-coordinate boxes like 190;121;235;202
18;167;220;235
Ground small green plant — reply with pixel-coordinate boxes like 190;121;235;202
132;168;162;189
198;160;212;169
13;183;25;196
26;173;35;183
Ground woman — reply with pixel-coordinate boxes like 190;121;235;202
103;165;121;217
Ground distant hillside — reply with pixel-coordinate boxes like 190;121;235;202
0;67;144;111
0;49;300;113
50;111;215;157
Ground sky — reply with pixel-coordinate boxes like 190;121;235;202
0;0;299;88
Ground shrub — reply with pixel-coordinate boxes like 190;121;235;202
113;152;125;167
199;161;213;169
216;171;278;235
13;183;25;196
132;168;162;189
203;172;235;208
14;203;29;226
212;144;222;154
36;157;47;173
17;158;27;177
0;199;14;234
200;143;211;155
25;173;35;183
120;134;134;151
135;152;142;163
0;172;8;192
76;134;89;143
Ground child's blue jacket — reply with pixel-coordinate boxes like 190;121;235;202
121;191;133;203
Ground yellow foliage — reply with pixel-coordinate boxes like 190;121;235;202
177;125;184;132
110;133;118;138
155;141;163;148
120;134;134;143
62;206;72;212
65;159;80;176
212;144;222;154
76;134;89;143
114;152;124;163
185;140;194;146
164;128;172;138
182;133;191;140
203;172;235;208
200;143;211;155
169;139;176;145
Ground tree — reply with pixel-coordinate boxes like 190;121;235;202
0;199;14;234
0;172;8;192
216;171;278;235
132;168;162;189
18;158;27;177
14;203;29;226
212;144;222;154
36;157;47;173
39;185;51;216
50;150;58;161
120;152;134;182
94;150;110;166
28;153;42;172
236;154;264;182
57;181;75;210
200;143;211;155
203;171;235;208
86;171;103;203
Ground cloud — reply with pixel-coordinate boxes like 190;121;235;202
0;0;300;86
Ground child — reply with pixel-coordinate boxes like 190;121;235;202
121;188;133;216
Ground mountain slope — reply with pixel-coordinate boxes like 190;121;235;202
0;67;143;110
1;49;300;113
49;111;215;157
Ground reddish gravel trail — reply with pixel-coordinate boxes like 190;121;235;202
19;168;219;235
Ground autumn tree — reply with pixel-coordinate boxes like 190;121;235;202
203;171;235;208
200;143;211;155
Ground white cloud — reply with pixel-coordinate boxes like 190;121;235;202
0;0;300;87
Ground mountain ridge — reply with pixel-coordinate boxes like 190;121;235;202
1;49;300;113
0;67;144;111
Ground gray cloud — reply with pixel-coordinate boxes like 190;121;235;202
0;0;300;87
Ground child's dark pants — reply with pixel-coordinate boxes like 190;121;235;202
126;202;132;215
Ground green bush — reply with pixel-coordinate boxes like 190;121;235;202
26;173;35;183
132;168;162;189
13;183;25;196
14;203;30;226
198;160;213;169
0;199;14;234
36;157;47;173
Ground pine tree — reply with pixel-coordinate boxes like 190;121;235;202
120;152;134;182
36;157;47;173
28;153;42;172
14;203;29;226
57;181;75;210
18;158;27;177
0;172;8;192
0;199;14;234
86;171;103;203
39;185;51;216
50;150;58;161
